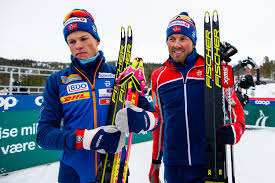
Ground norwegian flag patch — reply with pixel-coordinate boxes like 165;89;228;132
172;26;181;32
68;23;78;31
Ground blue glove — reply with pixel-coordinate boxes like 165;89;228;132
216;122;244;145
115;101;158;133
75;126;125;153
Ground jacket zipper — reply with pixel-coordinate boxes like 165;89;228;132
73;58;103;174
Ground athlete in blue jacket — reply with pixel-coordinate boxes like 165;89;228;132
36;9;158;183
148;12;245;183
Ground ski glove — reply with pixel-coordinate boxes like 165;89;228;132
220;42;238;63
149;159;161;183
216;122;244;145
115;101;158;133
75;126;125;153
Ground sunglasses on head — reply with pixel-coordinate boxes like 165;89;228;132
172;14;195;25
63;9;95;23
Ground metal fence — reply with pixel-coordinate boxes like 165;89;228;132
0;65;59;95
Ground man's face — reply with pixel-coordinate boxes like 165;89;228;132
167;34;195;64
67;30;100;60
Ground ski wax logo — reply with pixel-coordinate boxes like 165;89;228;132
255;110;269;127
255;100;270;106
0;97;17;110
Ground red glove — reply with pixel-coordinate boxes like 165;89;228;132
216;122;244;145
149;159;161;183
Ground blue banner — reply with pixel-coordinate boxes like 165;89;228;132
249;97;275;106
0;95;43;111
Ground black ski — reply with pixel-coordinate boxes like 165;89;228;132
204;10;227;183
96;26;133;183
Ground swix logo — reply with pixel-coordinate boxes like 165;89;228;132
172;26;181;32
0;97;17;110
223;67;229;84
222;65;233;87
60;92;90;104
255;100;270;105
67;82;89;94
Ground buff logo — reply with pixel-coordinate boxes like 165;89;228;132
60;92;90;104
205;29;212;88
67;82;89;94
213;29;221;88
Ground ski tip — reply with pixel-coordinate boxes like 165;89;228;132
121;26;125;38
204;11;210;17
127;26;132;31
213;10;219;22
204;11;210;23
127;26;133;38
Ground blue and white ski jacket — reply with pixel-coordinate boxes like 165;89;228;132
36;51;155;183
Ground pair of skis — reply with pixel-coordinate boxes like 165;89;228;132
204;11;235;183
96;26;147;183
111;57;146;183
95;26;132;183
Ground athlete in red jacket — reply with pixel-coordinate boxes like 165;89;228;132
148;12;245;183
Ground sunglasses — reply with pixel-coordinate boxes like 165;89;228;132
63;9;95;24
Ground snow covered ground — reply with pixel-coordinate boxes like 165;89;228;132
247;83;275;98
1;128;275;183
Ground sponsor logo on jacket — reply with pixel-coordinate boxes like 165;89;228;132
60;92;90;104
99;98;111;105
61;74;82;84
67;82;89;94
98;72;115;78
98;88;112;97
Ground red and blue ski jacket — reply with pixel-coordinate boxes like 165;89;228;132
151;50;245;166
36;51;156;183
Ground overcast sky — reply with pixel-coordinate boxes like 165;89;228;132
1;0;274;66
